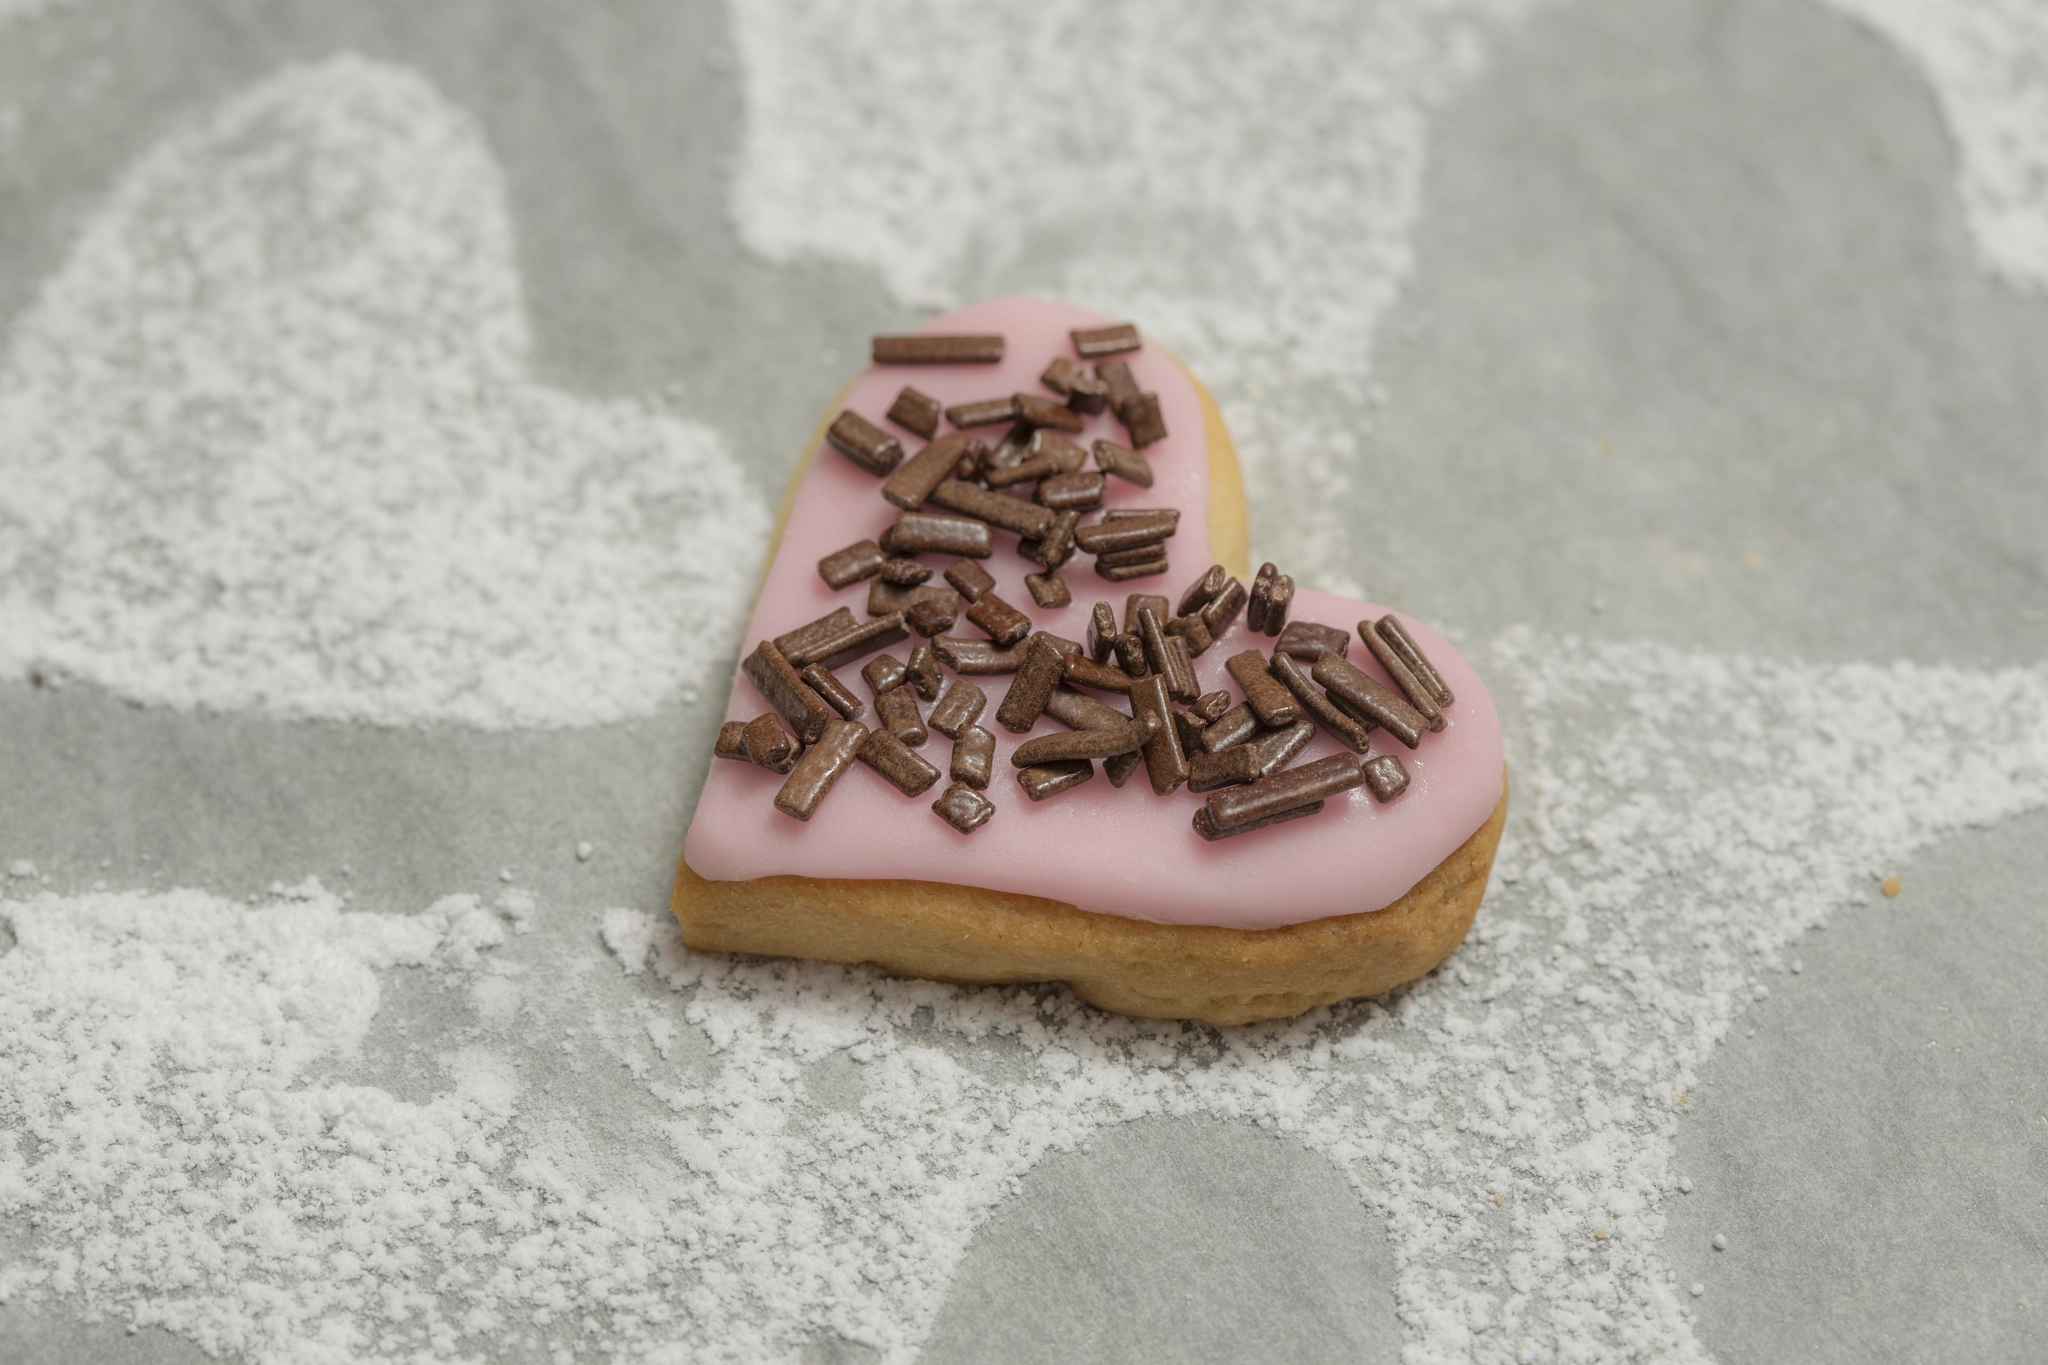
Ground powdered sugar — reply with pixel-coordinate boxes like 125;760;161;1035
1818;0;2048;291
0;56;768;728
7;640;2044;1362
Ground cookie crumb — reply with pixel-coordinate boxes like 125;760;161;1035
575;841;594;862
1881;874;1902;897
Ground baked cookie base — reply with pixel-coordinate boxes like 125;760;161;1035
672;770;1507;1027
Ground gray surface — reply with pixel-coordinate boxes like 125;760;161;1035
1;0;2044;1360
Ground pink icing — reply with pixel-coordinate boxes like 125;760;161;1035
683;297;1503;930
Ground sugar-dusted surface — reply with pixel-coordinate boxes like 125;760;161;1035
684;297;1503;927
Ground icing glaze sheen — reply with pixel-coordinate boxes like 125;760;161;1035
684;297;1502;929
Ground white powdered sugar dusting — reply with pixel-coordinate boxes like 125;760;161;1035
1818;0;2048;291
0;56;768;728
6;640;2044;1362
729;0;1550;588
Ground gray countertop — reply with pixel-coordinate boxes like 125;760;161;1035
1;0;2043;1361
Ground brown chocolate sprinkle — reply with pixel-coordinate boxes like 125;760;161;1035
952;442;985;481
931;636;1026;674
885;385;942;439
1199;577;1248;636
985;424;1033;471
906;595;959;638
1103;507;1181;524
1226;649;1299;728
774;607;857;667
927;679;988;738
966;591;1033;647
1246;720;1316;779
741;714;801;773
1091;439;1153;488
1039;471;1106;512
933;780;995;833
1207;752;1363;832
982;455;1057;489
907;643;943;699
867;580;956;619
1162;635;1199;701
1071;322;1142;358
1129;674;1190;794
1264;573;1294;636
873;334;1003;365
1173;708;1212;751
1189;690;1233;724
1018;759;1094;801
743;641;833;745
944;558;996;603
1012;392;1085;433
1188;744;1262;792
819;539;886;590
1040;355;1082;398
1363;753;1410;803
882;433;984;511
1025;569;1072;609
1192;799;1325;842
874;686;928;747
945;396;1020;429
1112;631;1149;677
1030;429;1090;473
887;512;992;559
878;557;932;586
1010;711;1158;767
1119;392;1167;449
800;663;866;721
1042;685;1131;732
1247;563;1279;634
1064;370;1109;415
858;727;942;796
1096;544;1172;570
1372;615;1454;708
1200;702;1261;754
1076;513;1178;556
1087;601;1119;662
1123;594;1170;634
861;653;908;697
1099;556;1170;582
1104;751;1147;788
826;411;904;476
1357;620;1444;730
773;719;867;821
1312;654;1428;749
1176;565;1229;618
793;611;909;671
930;478;1056;539
1165;613;1214;658
1061;654;1135;693
1276;620;1348;661
1024;509;1080;570
715;720;748;761
1038;632;1085;661
994;634;1068;732
1136;605;1174;678
950;726;996;791
1096;360;1141;413
1268;651;1374;752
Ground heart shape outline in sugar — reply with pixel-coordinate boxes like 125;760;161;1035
683;296;1503;930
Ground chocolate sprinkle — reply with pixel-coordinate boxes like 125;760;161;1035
1075;512;1178;556
860;653;908;697
1119;392;1167;449
1024;569;1072;609
1099;557;1171;582
1268;652;1374;752
793;611;909;671
882;433;985;511
1039;471;1107;512
826;410;904;477
1012;392;1085;433
1096;360;1141;414
1087;601;1119;662
1030;429;1090;472
1264;573;1294;636
1176;564;1229;618
867;580;957;620
1040;355;1082;397
1064;370;1109;414
949;726;996;791
930;478;1056;539
1129;674;1189;794
886;512;992;559
1200;702;1261;754
885;385;942;439
1247;563;1279;634
857;727;942;796
714;720;747;761
1358;618;1444;730
874;686;928;747
1096;544;1173;570
930;636;1026;674
927;679;988;738
743;641;833;745
1373;615;1455;707
1189;690;1233;724
1060;654;1136;693
774;607;857;667
1276;620;1349;662
1010;711;1158;767
1199;577;1248;636
1112;632;1149;677
740;714;802;774
943;558;996;603
1024;510;1080;570
944;396;1020;429
1091;438;1154;488
818;540;886;590
932;781;996;833
1018;760;1095;802
966;592;1033;647
1246;720;1317;779
907;643;943;699
872;334;1004;365
1206;752;1364;832
1165;612;1214;658
1187;744;1261;793
1225;649;1299;728
877;557;932;586
1363;753;1411;803
800;663;866;720
905;595;959;638
994;634;1068;732
773;719;867;821
1311;654;1428;749
1192;799;1325;842
1070;322;1142;358
1042;685;1131;733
